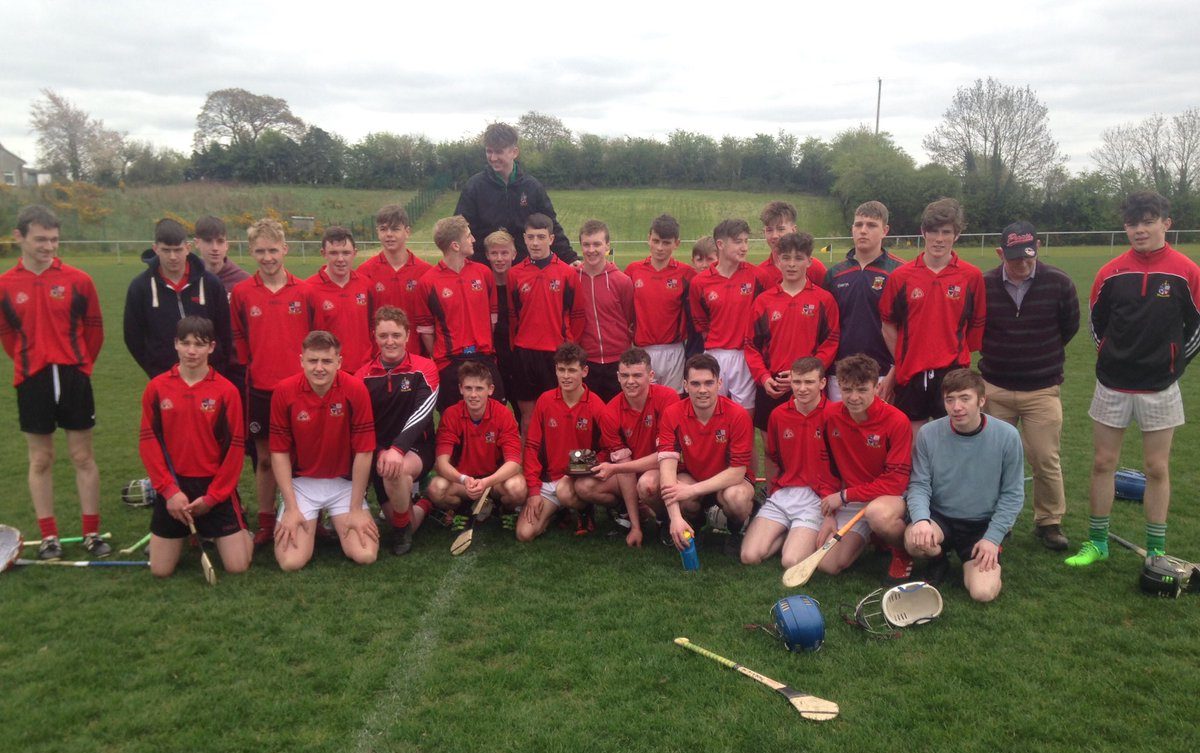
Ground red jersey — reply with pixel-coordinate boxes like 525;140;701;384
524;386;610;490
624;257;696;346
745;283;841;382
822;399;912;502
306;267;375;374
759;255;828;290
269;372;375;479
508;256;578;352
434;398;521;477
602;383;681;462
357;249;432;355
0;258;104;386
688;262;771;350
139;365;244;505
412;259;497;370
878;252;985;385
766;396;838;495
657;395;753;482
230;272;313;391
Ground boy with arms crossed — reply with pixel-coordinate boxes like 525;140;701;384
358;204;430;356
905;369;1024;601
759;201;827;289
271;330;378;570
140;316;251;577
624;214;695;392
307;226;374;374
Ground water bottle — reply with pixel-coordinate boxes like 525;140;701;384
680;530;700;571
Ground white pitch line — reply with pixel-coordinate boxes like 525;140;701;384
354;554;475;753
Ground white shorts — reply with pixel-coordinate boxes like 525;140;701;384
835;501;870;539
645;343;685;392
285;476;369;521
707;348;755;411
540;480;563;508
1088;381;1184;432
757;486;823;530
826;374;885;402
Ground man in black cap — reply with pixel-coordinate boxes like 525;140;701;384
978;222;1079;550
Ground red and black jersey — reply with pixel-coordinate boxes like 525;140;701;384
745;283;840;382
524;386;610;489
0;258;104;386
357;249;432;355
657;395;753;482
230;272;313;391
435;398;521;477
269;371;375;479
306;267;375;374
766;396;838;495
139;365;244;504
412;260;497;370
508;256;577;351
1090;244;1200;392
758;256;828;290
356;352;439;453
603;383;681;461
624;257;696;346
878;252;985;385
688;262;771;350
822;399;912;502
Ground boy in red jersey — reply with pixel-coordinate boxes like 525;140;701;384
759;201;827;289
357;204;431;356
818;354;914;580
624;214;694;392
1;205;107;560
657;353;755;557
688;219;771;414
575;347;680;547
517;342;610;543
427;361;526;514
572;219;635;401
230;218;314;546
307;226;374;374
270;330;378;570
879;198;986;435
508;213;579;434
356;306;440;555
140;316;251;577
745;232;840;478
741;357;836;568
414;216;502;411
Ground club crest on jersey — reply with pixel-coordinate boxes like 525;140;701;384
521;283;532;294
771;310;782;321
783;428;795;439
635;279;645;288
297;410;311;422
519;192;529;208
249;421;261;434
288;301;303;314
442;288;454;298
910;288;924;300
355;293;367;306
549;418;559;428
576;417;589;430
946;285;961;300
15;292;28;304
485;431;496;443
1158;281;1172;297
666;278;679;289
322;300;335;311
715;429;728;443
707;291;719;302
866;433;881;448
329;402;344;416
49;285;65;299
249;305;262;317
159;399;174;410
802;304;816;316
376;282;386;292
399;377;412;391
550;279;562;292
872;276;885;291
471;279;483;292
406;280;418;291
740;283;752;295
200;398;216;412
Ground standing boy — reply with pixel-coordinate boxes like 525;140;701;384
307;226;374;374
572;219;635;401
625;214;695;392
485;230;519;405
195;215;249;297
758;201;827;289
357;204;430;356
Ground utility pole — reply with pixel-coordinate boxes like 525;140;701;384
875;78;882;135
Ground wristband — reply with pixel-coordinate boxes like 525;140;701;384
459;474;469;485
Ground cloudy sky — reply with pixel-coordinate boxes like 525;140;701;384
2;0;1196;173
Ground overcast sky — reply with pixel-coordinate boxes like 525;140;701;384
2;0;1197;174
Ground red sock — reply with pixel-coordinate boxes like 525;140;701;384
415;497;433;516
258;511;275;533
81;514;100;536
391;509;412;529
38;517;59;539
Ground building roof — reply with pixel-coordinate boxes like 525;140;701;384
0;141;27;165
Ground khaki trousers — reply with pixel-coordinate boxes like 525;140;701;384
983;382;1066;526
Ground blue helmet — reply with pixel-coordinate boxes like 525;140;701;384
771;595;824;652
1114;468;1146;501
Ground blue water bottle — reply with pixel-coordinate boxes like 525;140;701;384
680;530;700;571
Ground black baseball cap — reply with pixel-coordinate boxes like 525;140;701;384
1000;221;1038;260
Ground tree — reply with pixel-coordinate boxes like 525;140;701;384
923;78;1064;188
193;88;305;149
516;111;572;152
29;89;126;183
123;142;188;185
1093;108;1200;201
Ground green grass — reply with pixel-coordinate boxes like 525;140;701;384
2;235;1199;752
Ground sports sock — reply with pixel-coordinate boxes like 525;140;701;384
414;497;433;516
38;516;58;539
391;508;412;529
81;514;100;536
1088;515;1110;553
257;511;275;533
1146;522;1167;555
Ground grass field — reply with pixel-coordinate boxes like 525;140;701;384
2;229;1199;751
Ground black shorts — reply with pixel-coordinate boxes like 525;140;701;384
928;509;998;564
893;366;956;422
753;383;788;432
16;365;95;434
437;354;506;412
150;475;247;539
370;442;435;505
247;387;272;441
585;361;620;403
512;347;557;402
